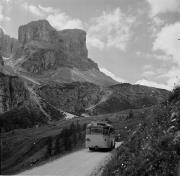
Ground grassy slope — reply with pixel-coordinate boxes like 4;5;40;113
101;87;180;176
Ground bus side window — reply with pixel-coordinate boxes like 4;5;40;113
103;127;109;135
109;128;115;134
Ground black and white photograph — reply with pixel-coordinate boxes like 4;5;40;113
0;0;180;175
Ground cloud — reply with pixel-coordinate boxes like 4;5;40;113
152;22;180;88
153;22;180;66
0;4;11;22
86;37;105;50
147;0;180;16
22;3;44;17
142;70;155;77
100;67;126;83
87;8;135;50
135;79;170;90
38;5;59;14
143;65;153;70
47;13;84;30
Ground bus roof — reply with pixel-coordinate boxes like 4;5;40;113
87;121;113;128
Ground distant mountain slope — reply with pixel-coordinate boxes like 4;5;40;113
32;82;169;116
86;83;169;115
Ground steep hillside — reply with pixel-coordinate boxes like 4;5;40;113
0;71;65;132
101;86;180;176
87;83;169;115
36;81;103;115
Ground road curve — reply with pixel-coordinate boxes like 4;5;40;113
18;142;122;176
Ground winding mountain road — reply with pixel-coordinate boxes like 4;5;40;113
18;142;122;176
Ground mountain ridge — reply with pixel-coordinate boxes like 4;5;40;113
0;20;117;86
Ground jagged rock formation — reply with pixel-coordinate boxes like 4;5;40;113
1;20;116;86
0;72;28;113
18;20;56;44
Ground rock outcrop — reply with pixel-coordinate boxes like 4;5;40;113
18;20;56;44
0;28;20;58
5;20;116;86
17;20;98;71
0;72;29;113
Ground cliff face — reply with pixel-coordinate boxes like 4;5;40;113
0;72;29;113
18;20;56;44
0;71;65;131
36;82;103;115
17;20;98;72
0;28;20;58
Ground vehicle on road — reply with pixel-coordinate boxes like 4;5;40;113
85;121;115;150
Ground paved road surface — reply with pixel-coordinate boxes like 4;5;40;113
19;142;122;176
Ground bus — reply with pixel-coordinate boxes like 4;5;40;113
85;121;115;150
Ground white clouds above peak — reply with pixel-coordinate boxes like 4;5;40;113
147;0;180;16
21;3;84;30
87;8;135;50
22;3;44;17
38;5;59;14
47;13;84;30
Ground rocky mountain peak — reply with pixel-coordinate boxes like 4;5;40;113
18;20;56;44
0;20;117;85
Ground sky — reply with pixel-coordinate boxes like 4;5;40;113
0;0;180;90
